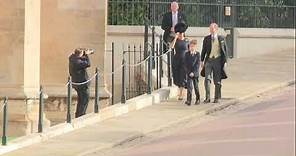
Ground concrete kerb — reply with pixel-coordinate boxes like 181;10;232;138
0;86;178;155
205;79;295;115
77;133;146;156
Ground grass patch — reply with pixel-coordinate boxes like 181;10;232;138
0;136;17;144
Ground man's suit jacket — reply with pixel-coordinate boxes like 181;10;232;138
200;35;228;79
161;11;186;43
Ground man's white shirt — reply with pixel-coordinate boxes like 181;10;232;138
172;11;178;28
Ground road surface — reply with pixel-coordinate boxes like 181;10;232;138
111;86;295;156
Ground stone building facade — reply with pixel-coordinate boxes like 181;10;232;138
0;0;108;136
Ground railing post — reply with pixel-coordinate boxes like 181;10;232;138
2;97;8;146
38;86;44;133
152;26;156;69
67;77;72;123
128;45;131;99
94;68;99;113
150;0;154;25
139;45;143;94
159;35;163;88
133;45;137;98
167;49;172;87
147;50;152;94
111;42;115;105
144;22;149;58
156;43;159;89
121;57;126;104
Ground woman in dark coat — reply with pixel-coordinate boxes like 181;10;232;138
171;23;189;100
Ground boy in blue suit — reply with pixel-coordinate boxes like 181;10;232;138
185;40;201;106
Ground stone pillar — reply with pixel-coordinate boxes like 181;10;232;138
24;0;40;96
0;0;50;136
23;0;50;135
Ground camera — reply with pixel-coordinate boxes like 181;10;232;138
79;48;95;55
85;48;95;55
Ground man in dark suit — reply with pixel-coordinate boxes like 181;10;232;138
161;1;187;45
69;48;91;118
201;23;228;103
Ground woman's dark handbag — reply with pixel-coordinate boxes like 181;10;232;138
201;66;205;77
167;32;176;42
200;65;228;79
221;66;228;79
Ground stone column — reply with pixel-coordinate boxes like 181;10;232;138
23;0;50;135
24;0;40;96
0;0;50;136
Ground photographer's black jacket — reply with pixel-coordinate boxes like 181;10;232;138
69;54;91;83
184;51;200;78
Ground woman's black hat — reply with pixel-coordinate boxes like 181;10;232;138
174;22;188;33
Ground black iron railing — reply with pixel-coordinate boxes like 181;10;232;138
108;0;296;28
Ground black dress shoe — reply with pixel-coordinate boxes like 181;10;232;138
185;101;191;106
195;99;200;105
213;99;219;103
203;99;210;103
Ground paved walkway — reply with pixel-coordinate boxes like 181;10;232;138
3;50;295;156
117;86;295;156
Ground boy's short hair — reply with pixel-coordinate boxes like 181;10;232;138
189;39;198;45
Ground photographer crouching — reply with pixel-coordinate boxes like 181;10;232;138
69;48;94;118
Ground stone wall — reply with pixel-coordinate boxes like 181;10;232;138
41;0;108;96
233;28;295;58
0;0;24;96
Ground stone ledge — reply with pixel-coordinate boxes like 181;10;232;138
107;25;228;38
235;28;295;39
44;86;111;99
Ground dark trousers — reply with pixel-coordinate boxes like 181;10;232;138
204;57;222;100
73;85;89;118
187;77;200;102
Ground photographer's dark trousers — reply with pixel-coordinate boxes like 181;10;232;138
187;77;200;102
73;84;89;118
204;57;222;100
